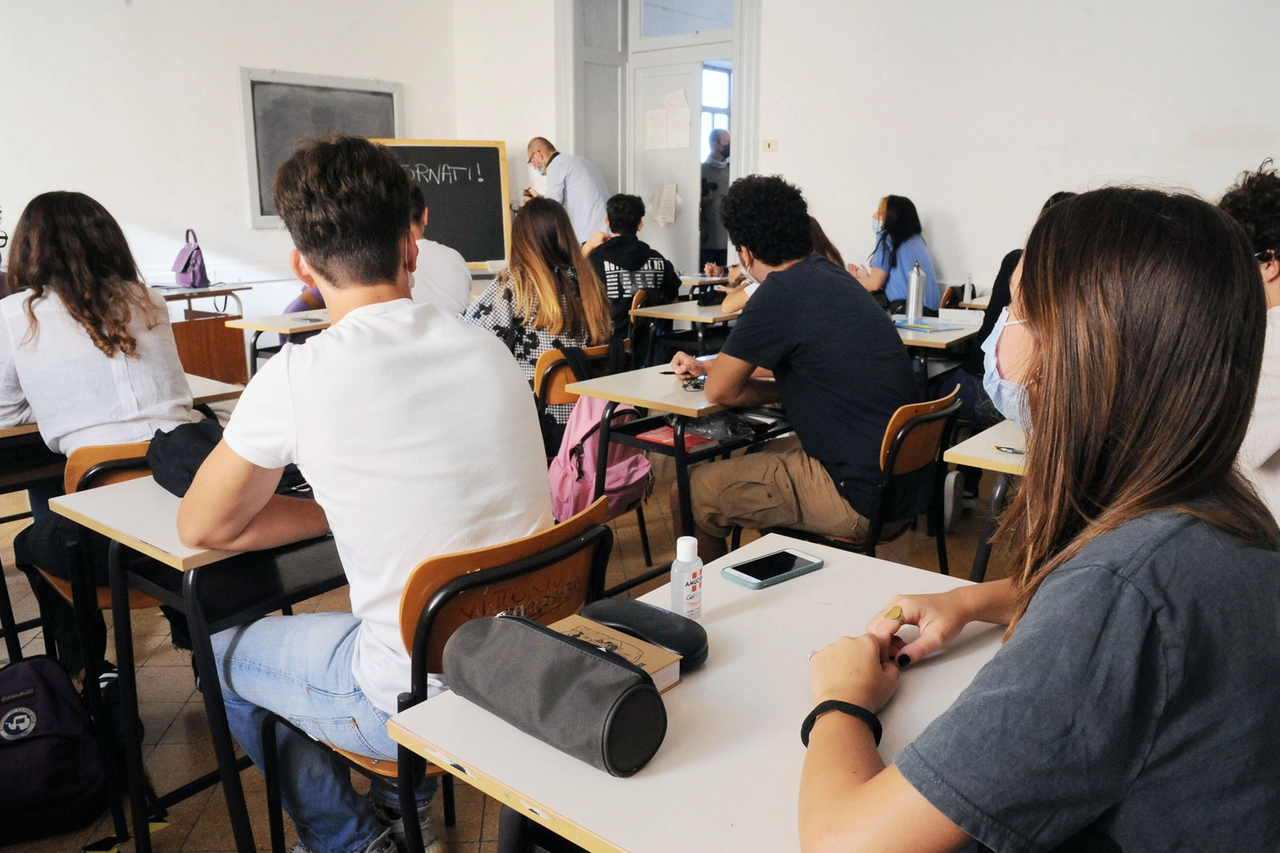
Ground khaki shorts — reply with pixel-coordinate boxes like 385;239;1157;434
689;444;870;541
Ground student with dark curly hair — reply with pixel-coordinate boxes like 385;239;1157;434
1220;159;1280;523
669;175;919;561
848;195;941;311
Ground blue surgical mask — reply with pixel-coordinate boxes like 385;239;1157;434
982;307;1031;430
872;218;883;236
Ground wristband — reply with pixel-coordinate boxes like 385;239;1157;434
800;700;882;747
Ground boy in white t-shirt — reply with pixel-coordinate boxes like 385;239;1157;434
407;185;473;316
178;135;554;853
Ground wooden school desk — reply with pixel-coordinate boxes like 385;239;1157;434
225;309;331;376
944;419;1025;582
894;321;981;394
388;532;1004;853
631;300;740;356
50;477;346;853
958;293;990;310
565;365;791;558
154;285;255;385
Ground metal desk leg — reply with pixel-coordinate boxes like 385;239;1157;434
185;567;258;853
248;330;263;378
696;326;706;356
109;541;154;853
673;417;694;536
970;473;1012;584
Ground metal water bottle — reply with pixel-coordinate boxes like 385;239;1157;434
906;261;926;322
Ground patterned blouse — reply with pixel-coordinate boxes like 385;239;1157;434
460;272;595;424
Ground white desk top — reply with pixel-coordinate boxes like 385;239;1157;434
679;274;730;287
225;309;330;335
630;301;740;324
0;375;239;442
49;476;237;571
186;373;243;405
958;294;990;310
894;321;981;350
389;533;1003;853
565;364;722;420
151;284;253;301
944;419;1026;476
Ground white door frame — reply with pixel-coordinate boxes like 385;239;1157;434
553;0;760;180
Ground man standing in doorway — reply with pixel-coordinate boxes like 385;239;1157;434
700;129;731;268
524;137;610;245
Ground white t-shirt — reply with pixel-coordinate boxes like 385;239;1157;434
410;239;472;316
0;288;201;454
222;298;555;713
1242;306;1280;523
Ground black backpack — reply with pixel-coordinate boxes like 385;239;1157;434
0;656;110;845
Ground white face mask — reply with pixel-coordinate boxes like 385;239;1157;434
736;249;757;285
981;307;1031;430
872;218;883;236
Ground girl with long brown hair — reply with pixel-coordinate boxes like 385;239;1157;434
461;196;612;427
798;188;1280;852
0;191;200;476
2;191;202;673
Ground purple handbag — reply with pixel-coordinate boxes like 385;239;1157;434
172;228;210;288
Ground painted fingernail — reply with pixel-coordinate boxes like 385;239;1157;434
897;654;911;669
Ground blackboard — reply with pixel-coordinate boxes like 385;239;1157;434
240;69;403;228
375;140;511;268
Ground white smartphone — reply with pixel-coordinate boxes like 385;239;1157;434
721;548;825;590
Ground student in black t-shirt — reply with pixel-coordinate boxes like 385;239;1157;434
584;194;681;339
669;176;919;562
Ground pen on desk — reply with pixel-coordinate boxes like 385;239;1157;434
994;445;1024;455
661;370;676;375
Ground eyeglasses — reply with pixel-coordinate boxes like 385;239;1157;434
0;230;7;249
1256;249;1277;263
682;377;705;392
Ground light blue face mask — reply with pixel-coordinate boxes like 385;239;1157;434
872;218;883;236
982;307;1031;430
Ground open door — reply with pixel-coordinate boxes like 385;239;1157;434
631;60;703;274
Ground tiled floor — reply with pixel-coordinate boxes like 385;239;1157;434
0;454;1011;853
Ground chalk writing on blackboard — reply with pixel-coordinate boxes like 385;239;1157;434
402;163;486;184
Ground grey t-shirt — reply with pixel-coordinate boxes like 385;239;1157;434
896;512;1280;852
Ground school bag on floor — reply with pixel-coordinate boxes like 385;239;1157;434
0;655;110;845
548;344;651;522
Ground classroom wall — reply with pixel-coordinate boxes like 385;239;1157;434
0;0;458;316
755;0;1280;290
451;0;559;210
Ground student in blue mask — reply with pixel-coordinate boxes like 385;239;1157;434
848;195;940;311
799;187;1280;853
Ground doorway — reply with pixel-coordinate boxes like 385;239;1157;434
559;0;758;273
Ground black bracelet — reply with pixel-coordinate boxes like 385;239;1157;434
800;700;882;747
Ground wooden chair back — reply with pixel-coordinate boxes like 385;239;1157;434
533;341;631;409
939;286;959;310
64;440;152;494
399;497;612;676
879;386;961;475
630;288;648;312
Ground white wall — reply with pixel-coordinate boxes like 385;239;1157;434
451;0;559;210
755;0;1280;290
0;0;458;317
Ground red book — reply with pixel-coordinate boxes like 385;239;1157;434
636;426;717;450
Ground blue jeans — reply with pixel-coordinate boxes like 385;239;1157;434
211;612;436;853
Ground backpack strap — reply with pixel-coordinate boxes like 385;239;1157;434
606;336;627;376
560;346;593;383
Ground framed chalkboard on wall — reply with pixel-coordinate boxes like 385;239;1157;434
240;68;405;229
374;140;511;269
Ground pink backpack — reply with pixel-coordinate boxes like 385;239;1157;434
549;394;651;522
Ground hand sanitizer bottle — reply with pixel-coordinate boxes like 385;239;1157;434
670;536;703;621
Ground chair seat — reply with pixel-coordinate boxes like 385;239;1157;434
329;745;450;781
38;569;161;610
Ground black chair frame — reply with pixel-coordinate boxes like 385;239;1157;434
260;523;613;853
734;396;963;575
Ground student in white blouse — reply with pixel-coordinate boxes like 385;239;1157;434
0;191;201;672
